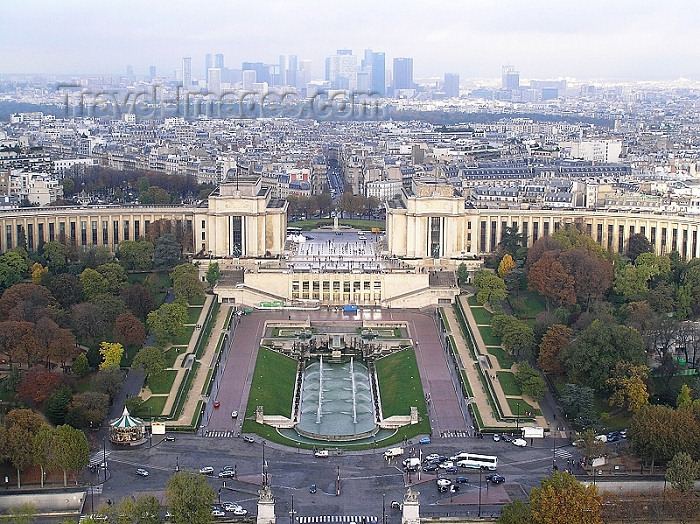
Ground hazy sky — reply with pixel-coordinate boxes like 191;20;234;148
2;0;699;82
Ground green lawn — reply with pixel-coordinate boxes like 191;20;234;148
509;290;546;319
171;325;195;346
136;395;168;417
376;348;427;418
188;295;206;306
487;347;516;369
478;326;502;346
497;371;522;396
146;369;178;394
245;348;298;417
467;295;480;307
506;397;541;418
164;347;186;368
470;306;494;325
187;307;203;324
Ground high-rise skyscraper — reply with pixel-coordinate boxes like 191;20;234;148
205;54;213;77
444;73;460;98
182;57;192;88
126;65;134;84
242;70;257;91
393;58;413;91
215;54;224;69
149;66;156;82
326;50;357;90
502;65;519;90
208;68;221;94
242;62;270;84
371;52;385;96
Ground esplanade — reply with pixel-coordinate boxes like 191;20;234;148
1;178;698;307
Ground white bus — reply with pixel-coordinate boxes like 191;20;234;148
456;453;498;471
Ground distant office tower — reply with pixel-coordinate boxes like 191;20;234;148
242;62;270;84
215;54;224;69
149;66;156;82
279;55;287;86
126;65;134;84
371;52;385;96
182;57;192;88
205;54;213;77
208;68;221;94
356;69;371;92
288;55;298;71
242;70;257;91
326;50;357;89
444;73;460;97
393;58;413;90
502;65;519;90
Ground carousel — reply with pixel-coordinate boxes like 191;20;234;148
109;406;148;446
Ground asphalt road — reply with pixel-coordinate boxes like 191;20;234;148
98;432;577;520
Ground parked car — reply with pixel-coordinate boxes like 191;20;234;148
219;469;235;478
456;476;468;483
436;478;452;488
492;434;501;442
425;453;440;462
438;461;454;469
232;507;247;516
199;466;214;475
222;502;239;512
419;437;431;444
309;484;317;493
314;449;329;458
231;410;238;418
164;435;175;441
501;434;513;443
485;474;505;484
512;438;527;447
211;509;225;517
445;466;458;474
213;401;220;408
136;468;149;477
423;463;439;472
391;501;402;510
243;435;255;443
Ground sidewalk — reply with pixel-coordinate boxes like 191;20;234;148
442;294;549;433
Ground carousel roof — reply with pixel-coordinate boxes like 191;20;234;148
111;406;143;428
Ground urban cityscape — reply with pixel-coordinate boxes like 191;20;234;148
1;2;700;524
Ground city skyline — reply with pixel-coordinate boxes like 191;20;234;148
1;0;699;82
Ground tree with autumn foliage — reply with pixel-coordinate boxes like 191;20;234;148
537;324;571;375
529;471;602;524
98;342;124;369
16;366;62;407
606;361;650;413
527;252;576;310
113;313;146;348
498;253;516;277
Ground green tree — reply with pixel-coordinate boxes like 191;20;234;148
473;270;507;306
33;424;57;488
205;262;220;288
676;384;693;410
43;385;72;425
529;471;602;524
456;262;469;286
562;319;646;393
53;424;90;486
170;263;198;282
499;225;525;256
665;452;699;492
132;346;167;381
117;240;154;270
71;353;90;377
91;365;125;402
153;234;182;268
576;429;607;464
502;319;536;359
165;470;216;524
5;409;44;488
147;301;188;346
47;273;83;308
68;392;110;430
96;262;127;293
514;361;546;401
99;341;124;369
6;502;36;524
80;268;109;300
173;271;205;302
559;384;596;429
498;499;534;524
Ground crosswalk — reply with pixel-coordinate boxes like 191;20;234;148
205;430;236;438
89;450;111;465
440;430;471;438
554;448;572;459
297;517;378;524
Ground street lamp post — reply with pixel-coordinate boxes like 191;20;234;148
516;401;520;434
478;467;483;517
382;493;386;524
102;437;107;479
262;441;266;486
289;495;296;524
